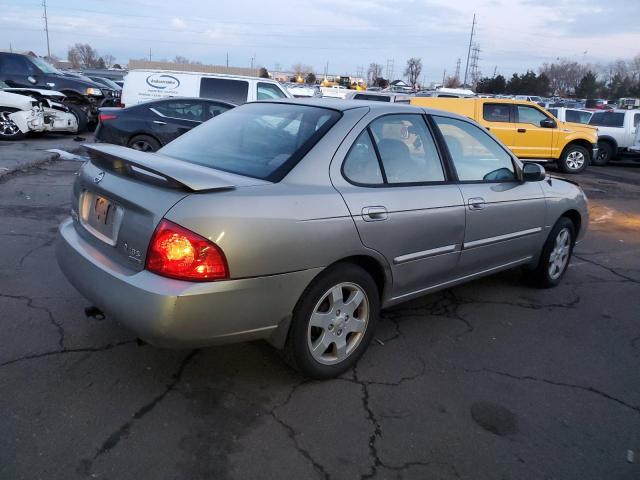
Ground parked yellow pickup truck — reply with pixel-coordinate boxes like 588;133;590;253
410;97;598;173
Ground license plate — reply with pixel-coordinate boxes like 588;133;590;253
79;190;123;245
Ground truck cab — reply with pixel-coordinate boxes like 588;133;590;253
589;109;640;164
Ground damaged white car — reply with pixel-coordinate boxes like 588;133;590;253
0;82;78;140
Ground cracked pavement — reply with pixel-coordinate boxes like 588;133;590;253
0;155;639;479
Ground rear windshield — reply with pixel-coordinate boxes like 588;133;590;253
589;112;624;128
353;94;391;102
159;103;341;181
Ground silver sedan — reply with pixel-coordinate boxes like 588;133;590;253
56;99;588;378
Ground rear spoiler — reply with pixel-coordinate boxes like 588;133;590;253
84;144;236;192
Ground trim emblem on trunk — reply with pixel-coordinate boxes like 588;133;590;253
93;171;105;184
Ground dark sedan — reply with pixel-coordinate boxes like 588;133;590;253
95;97;234;151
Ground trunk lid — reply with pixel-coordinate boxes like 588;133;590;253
72;145;267;271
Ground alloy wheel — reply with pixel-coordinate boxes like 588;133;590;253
131;140;154;151
0;111;21;137
548;227;571;280
307;282;369;365
565;150;585;171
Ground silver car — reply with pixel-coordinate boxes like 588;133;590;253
56;100;588;378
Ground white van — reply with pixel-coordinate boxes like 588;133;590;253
121;70;290;107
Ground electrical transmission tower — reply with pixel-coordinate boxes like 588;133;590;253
469;44;481;86
385;59;394;81
463;13;476;86
454;58;461;81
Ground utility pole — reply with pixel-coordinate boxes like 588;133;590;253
454;58;461;80
148;48;152;61
226;52;229;68
42;0;51;58
469;44;481;86
463;13;476;87
386;59;394;81
442;69;446;86
492;65;497;78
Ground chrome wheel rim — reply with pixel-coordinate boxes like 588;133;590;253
131;140;154;151
307;282;369;365
548;227;571;280
0;111;20;137
565;151;585;170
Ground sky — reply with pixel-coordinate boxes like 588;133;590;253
1;0;639;83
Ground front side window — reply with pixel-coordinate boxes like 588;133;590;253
199;78;249;104
154;101;203;121
433;116;516;182
369;115;445;184
0;55;31;75
516;105;549;126
257;82;287;100
342;131;383;185
483;104;511;123
589;112;625;128
565;109;592;124
159;103;340;181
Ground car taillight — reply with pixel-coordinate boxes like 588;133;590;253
146;219;228;281
99;113;117;122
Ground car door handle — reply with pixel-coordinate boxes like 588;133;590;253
467;198;485;210
517;128;527;133
362;206;388;221
153;120;167;125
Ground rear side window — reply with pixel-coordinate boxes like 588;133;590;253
483;104;511;122
257;82;286;100
199;78;248;104
153;101;203;121
353;94;391;102
433;116;516;182
159;103;341;181
204;102;231;120
589;112;624;127
565;110;592;124
342;131;383;185
0;54;32;75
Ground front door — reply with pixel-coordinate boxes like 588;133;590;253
431;115;546;275
511;104;554;159
331;113;466;299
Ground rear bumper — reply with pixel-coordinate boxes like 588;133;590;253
56;218;322;348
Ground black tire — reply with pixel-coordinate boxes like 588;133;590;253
0;107;26;141
65;103;88;134
524;217;576;288
283;263;380;379
592;140;613;166
558;144;589;173
128;134;161;152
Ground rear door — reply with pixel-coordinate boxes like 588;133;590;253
512;104;553;158
480;102;516;151
331;112;465;299
432;115;546;275
148;100;205;144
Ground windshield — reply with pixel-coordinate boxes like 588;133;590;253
589;112;624;128
159;103;341;181
30;57;62;74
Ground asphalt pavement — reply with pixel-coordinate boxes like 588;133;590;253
0;148;639;480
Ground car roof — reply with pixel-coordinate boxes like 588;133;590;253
133;97;236;106
259;98;473;121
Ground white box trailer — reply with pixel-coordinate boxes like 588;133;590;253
121;70;291;107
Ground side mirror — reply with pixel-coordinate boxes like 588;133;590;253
540;118;556;128
27;75;37;85
522;162;546;182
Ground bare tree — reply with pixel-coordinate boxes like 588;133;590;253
173;55;190;64
444;75;461;88
539;59;588;95
367;63;383;85
102;54;116;68
67;43;100;68
404;58;422;89
292;63;313;78
258;67;269;78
